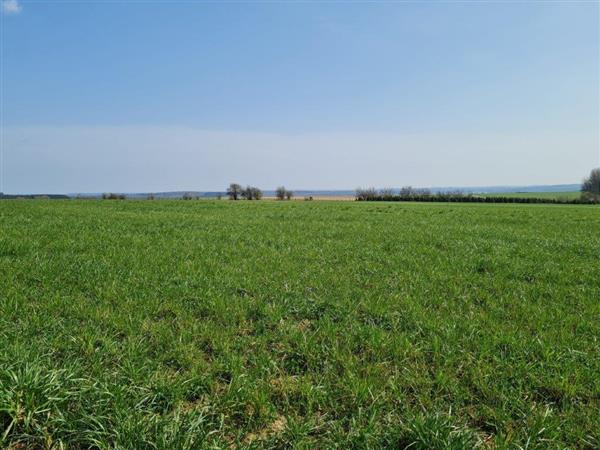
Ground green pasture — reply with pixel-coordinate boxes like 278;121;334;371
1;200;598;449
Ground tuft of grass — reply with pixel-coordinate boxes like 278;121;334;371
397;414;480;449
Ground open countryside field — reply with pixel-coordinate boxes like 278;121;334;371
1;200;599;449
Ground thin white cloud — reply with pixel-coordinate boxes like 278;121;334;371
2;0;22;14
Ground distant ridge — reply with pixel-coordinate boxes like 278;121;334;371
67;184;581;199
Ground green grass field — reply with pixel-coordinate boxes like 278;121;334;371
1;200;599;449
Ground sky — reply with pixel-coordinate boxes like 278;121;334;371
1;0;598;194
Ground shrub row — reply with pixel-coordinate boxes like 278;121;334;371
102;193;126;200
355;188;599;204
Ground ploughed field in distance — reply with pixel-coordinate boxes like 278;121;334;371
1;200;598;449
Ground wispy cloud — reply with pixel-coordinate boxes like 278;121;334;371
2;0;22;14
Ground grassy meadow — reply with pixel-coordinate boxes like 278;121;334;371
1;200;599;449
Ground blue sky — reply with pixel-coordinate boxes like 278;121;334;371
1;1;598;193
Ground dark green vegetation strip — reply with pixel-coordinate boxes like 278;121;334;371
356;192;594;204
1;200;599;449
482;191;581;200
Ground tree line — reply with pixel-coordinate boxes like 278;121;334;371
581;168;600;202
225;184;294;201
356;168;600;204
94;168;599;204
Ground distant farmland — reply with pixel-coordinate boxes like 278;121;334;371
1;200;598;449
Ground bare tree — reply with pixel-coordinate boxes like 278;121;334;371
276;186;294;200
418;188;432;197
276;186;286;200
252;187;263;200
581;168;600;200
242;186;263;200
227;183;242;200
380;187;394;199
242;186;252;200
399;186;416;197
355;187;377;201
103;193;125;200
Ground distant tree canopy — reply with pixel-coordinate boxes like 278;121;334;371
398;186;432;197
276;186;286;200
276;186;294;200
355;187;378;201
581;168;600;200
227;183;242;200
242;186;263;200
356;187;595;204
102;193;125;200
